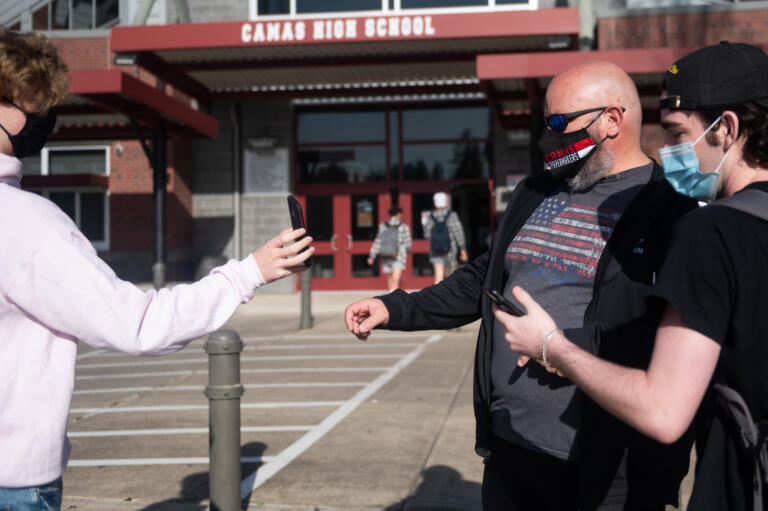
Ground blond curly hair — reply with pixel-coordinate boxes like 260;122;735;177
0;30;69;112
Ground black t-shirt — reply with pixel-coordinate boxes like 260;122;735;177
651;181;768;510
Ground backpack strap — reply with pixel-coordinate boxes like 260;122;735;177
712;189;768;222
713;382;768;511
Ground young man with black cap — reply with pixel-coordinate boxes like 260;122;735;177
497;41;768;510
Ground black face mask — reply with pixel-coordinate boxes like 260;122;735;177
537;127;598;181
0;100;57;159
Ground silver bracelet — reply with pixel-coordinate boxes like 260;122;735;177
541;328;562;370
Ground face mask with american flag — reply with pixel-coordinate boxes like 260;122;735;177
537;127;597;181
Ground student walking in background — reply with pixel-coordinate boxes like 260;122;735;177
368;206;412;291
423;191;468;284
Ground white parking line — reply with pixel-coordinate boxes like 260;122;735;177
75;367;389;381
252;342;424;350
241;337;440;497
241;367;388;374
68;426;313;437
76;350;106;360
70;402;346;414
73;382;367;395
68;332;442;485
76;354;407;370
68;456;273;467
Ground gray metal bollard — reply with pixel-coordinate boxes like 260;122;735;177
204;330;244;511
299;268;313;329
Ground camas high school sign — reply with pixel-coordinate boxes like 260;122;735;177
241;15;437;43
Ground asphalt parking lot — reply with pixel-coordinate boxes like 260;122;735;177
59;290;694;511
61;292;484;511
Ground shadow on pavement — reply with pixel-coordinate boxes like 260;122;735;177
136;442;267;511
384;465;482;511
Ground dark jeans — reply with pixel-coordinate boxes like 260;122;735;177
482;435;579;511
481;435;668;511
0;478;62;511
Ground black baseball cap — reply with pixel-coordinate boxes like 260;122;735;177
660;41;768;111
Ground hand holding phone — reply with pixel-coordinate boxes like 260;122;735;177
287;195;312;267
482;288;526;317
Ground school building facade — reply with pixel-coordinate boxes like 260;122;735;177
2;0;767;292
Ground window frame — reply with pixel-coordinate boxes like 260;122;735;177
251;0;535;18
24;0;120;30
36;187;111;251
39;144;111;176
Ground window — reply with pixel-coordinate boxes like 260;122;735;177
296;104;491;183
253;0;534;16
297;110;388;184
258;0;290;14
22;145;110;176
297;0;381;13
401;0;486;7
21;145;110;249
40;189;110;249
29;0;119;30
401;105;491;181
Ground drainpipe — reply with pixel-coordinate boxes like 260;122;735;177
230;102;243;260
132;0;191;24
579;0;595;51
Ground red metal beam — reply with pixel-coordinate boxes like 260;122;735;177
68;69;218;138
477;47;699;80
135;52;211;104
22;174;110;188
111;9;579;52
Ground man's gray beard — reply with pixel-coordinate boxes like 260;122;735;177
567;145;615;192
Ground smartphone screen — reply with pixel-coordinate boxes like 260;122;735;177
287;195;312;267
482;288;525;317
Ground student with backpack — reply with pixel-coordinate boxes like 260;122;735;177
368;206;412;291
497;42;768;510
423;192;468;284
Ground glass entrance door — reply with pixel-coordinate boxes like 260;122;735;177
300;188;414;290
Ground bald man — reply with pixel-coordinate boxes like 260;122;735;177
345;61;697;509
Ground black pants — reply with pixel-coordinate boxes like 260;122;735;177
481;435;579;511
481;435;667;511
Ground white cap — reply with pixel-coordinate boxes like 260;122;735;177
433;192;448;208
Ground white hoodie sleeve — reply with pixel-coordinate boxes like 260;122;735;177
2;203;266;356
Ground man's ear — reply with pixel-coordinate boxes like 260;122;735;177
603;106;623;138
719;111;740;149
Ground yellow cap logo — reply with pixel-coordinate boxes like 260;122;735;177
668;64;679;74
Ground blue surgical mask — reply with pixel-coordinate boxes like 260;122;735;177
659;116;733;203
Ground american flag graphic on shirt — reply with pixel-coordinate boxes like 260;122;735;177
506;195;621;282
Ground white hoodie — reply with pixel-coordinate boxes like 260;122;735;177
0;153;266;487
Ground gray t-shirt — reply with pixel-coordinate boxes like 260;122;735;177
490;163;653;460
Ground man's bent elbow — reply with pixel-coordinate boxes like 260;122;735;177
643;413;690;444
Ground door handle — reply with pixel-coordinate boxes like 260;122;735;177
330;234;338;252
346;234;353;252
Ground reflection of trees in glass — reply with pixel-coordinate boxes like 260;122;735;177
431;162;446;180
298;151;350;183
298;148;387;183
452;129;484;179
404;159;430;181
318;163;349;183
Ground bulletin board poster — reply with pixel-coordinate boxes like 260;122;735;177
356;199;374;228
243;147;289;194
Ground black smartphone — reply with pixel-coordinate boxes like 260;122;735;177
287;195;312;267
482;288;525;317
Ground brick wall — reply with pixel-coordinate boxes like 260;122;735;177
51;37;111;70
598;10;768;49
